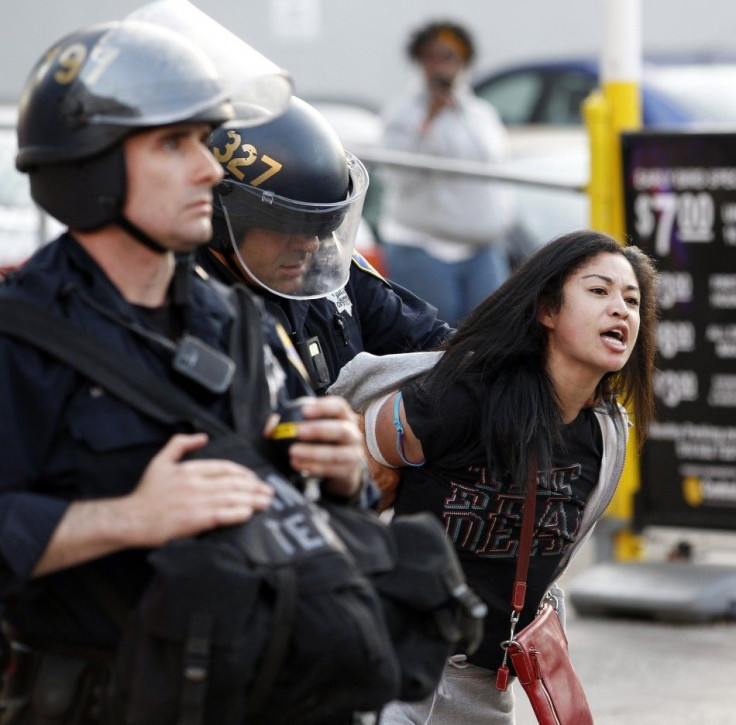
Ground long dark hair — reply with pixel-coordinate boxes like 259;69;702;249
423;230;659;490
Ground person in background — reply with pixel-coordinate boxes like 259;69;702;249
196;96;453;396
378;20;517;326
331;230;659;723
0;15;366;723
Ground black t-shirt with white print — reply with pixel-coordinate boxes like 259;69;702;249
395;376;603;670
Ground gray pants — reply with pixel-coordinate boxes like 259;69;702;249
379;655;515;725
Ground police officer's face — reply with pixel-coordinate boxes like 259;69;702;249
123;124;224;252
237;228;320;293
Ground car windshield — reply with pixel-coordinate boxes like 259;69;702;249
645;64;736;122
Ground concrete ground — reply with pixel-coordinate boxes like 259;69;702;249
513;607;736;724
513;527;736;724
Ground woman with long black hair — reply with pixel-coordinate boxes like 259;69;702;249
332;230;659;723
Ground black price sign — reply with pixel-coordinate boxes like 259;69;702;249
623;131;736;531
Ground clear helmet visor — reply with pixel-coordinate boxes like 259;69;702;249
63;0;291;129
218;153;369;300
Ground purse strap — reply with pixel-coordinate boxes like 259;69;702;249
496;461;538;691
511;463;539;614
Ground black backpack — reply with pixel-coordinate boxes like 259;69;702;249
0;293;487;724
105;436;485;724
108;438;400;724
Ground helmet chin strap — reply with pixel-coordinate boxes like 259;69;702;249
116;214;169;255
116;212;191;312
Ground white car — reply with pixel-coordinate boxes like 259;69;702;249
472;56;736;247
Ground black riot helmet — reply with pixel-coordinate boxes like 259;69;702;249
15;1;291;241
16;22;231;234
209;97;369;299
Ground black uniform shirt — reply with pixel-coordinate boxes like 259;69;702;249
0;234;264;647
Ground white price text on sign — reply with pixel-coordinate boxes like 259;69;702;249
634;191;715;255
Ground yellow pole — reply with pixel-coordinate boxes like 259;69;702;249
584;0;644;561
604;80;641;241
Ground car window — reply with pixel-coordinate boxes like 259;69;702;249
538;70;597;125
474;71;544;125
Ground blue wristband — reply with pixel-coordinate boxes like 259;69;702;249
393;391;425;467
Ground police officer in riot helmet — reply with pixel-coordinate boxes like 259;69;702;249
0;11;366;723
207;97;363;299
198;96;453;394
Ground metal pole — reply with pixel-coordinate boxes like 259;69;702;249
602;0;642;240
584;0;642;238
351;145;586;193
586;0;644;561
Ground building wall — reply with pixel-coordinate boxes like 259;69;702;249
2;0;733;109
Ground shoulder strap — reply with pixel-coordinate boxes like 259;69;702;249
0;298;230;438
224;285;278;438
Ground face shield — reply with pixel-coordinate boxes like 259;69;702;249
126;0;291;124
60;0;291;131
217;153;369;300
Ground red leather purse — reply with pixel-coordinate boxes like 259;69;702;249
495;465;594;725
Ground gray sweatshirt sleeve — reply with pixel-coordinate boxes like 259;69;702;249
328;351;443;412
